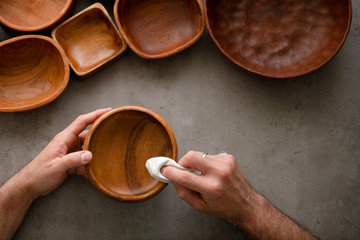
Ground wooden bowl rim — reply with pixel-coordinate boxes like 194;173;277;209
84;105;178;202
0;35;70;112
113;0;205;59
0;0;74;32
51;3;127;77
204;0;353;79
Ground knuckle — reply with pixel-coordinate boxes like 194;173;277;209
180;172;194;186
76;114;86;122
217;167;231;179
223;155;237;169
208;182;223;195
181;151;198;164
186;151;197;159
176;188;187;200
49;135;67;152
55;136;68;149
53;132;63;142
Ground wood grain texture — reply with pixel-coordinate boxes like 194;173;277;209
205;0;352;78
114;0;205;59
84;106;178;202
0;35;70;112
0;0;73;32
52;3;127;77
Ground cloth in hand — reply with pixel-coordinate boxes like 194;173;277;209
145;157;200;183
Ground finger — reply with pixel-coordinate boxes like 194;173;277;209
76;166;88;178
178;151;214;173
79;130;89;144
161;165;207;193
58;150;93;172
67;165;88;178
64;108;112;135
173;183;207;212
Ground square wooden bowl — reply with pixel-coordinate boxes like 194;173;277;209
114;0;205;59
84;106;178;202
52;3;126;77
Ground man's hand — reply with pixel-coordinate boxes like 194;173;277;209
161;151;258;223
162;151;317;240
20;108;111;198
0;108;111;240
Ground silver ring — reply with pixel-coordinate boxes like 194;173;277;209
202;153;208;158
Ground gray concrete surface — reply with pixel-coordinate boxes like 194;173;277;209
1;1;359;239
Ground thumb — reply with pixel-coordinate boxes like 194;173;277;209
60;150;92;172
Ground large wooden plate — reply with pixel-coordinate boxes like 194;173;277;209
205;0;352;78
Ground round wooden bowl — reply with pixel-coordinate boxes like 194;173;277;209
205;0;352;78
0;35;70;112
0;0;74;32
84;106;178;202
114;0;205;59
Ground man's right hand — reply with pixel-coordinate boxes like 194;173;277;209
161;151;260;224
161;151;261;228
162;151;317;240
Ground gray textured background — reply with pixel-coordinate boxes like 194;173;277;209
1;1;359;239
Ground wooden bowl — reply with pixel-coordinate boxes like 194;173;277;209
114;0;205;59
0;0;73;32
84;106;178;202
52;3;127;77
205;0;352;78
0;35;69;112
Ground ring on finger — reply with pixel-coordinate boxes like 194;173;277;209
202;152;208;158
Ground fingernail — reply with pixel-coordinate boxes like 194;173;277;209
81;151;92;163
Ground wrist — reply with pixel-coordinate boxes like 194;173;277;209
17;168;40;201
229;192;270;235
231;193;317;240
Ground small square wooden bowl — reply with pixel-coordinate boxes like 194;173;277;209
0;0;74;32
114;0;205;59
84;106;178;202
52;3;127;77
0;35;69;112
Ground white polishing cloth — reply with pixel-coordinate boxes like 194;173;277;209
145;157;200;183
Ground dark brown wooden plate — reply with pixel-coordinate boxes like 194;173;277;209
84;106;178;202
52;3;127;77
0;0;74;32
114;0;205;59
205;0;352;78
0;35;69;112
